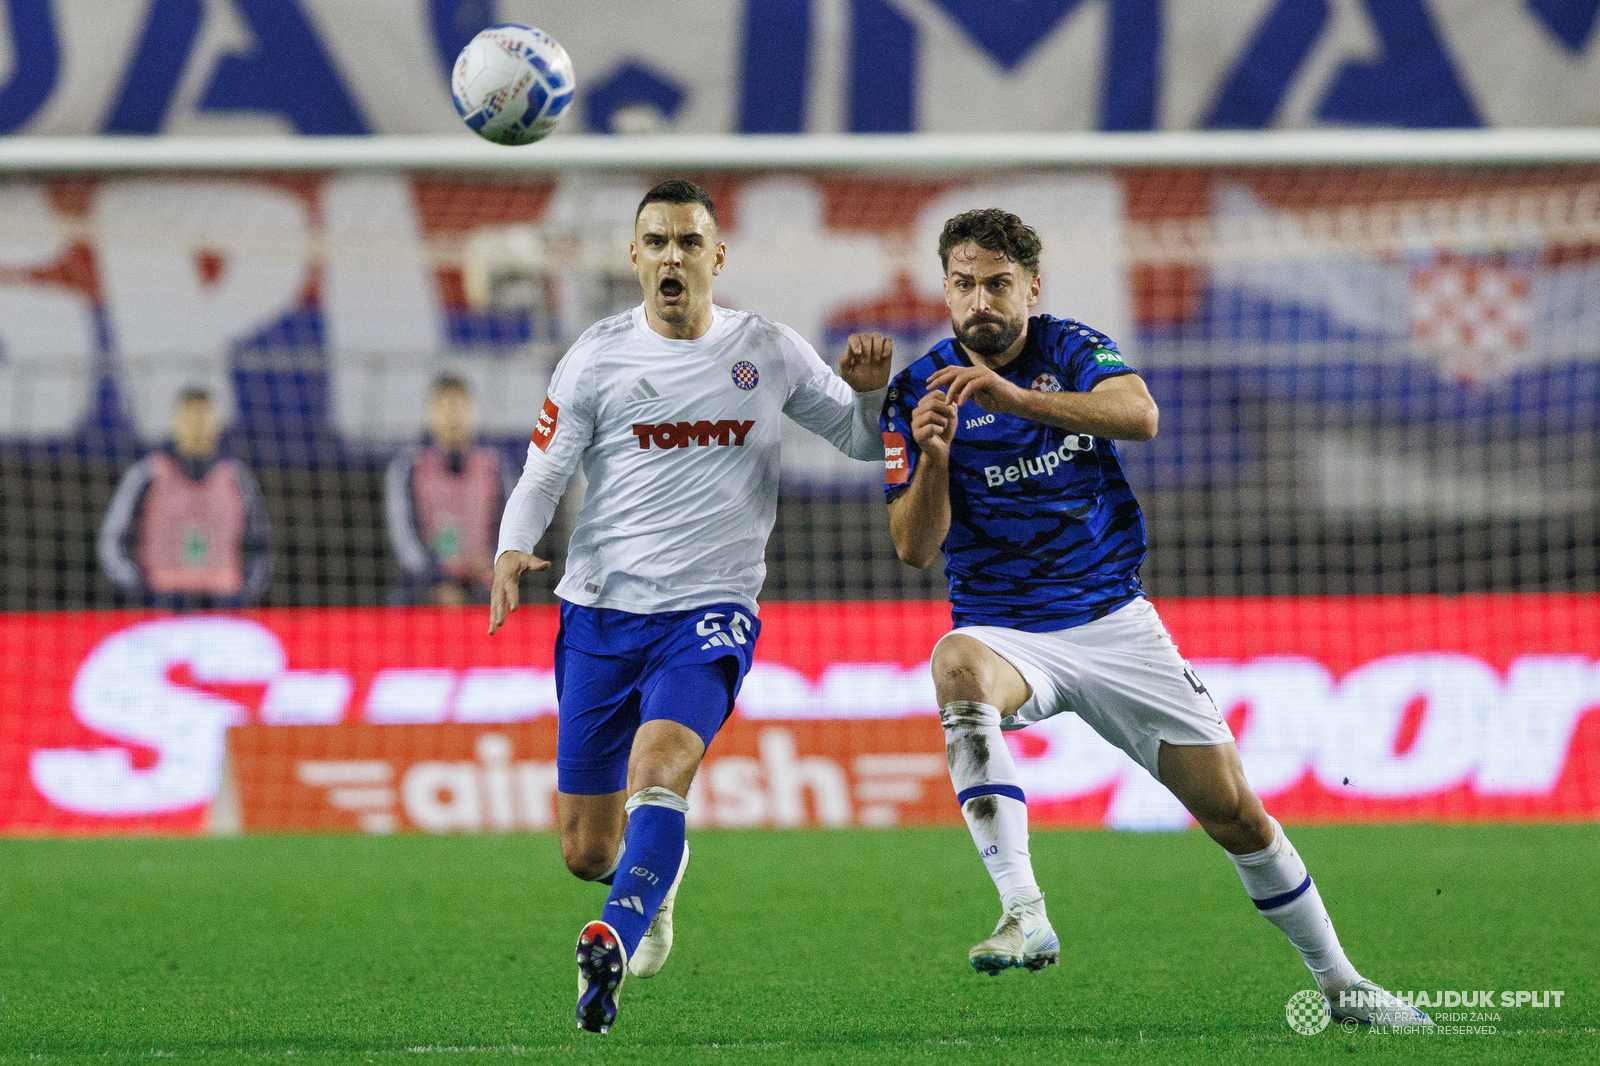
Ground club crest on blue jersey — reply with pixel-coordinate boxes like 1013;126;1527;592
731;361;759;390
1031;372;1062;392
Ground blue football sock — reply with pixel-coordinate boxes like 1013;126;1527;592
602;786;688;957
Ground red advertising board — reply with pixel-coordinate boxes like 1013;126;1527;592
2;597;1597;836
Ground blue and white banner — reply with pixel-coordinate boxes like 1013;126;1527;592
2;0;1598;136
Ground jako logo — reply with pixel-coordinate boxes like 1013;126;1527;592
965;413;995;430
632;419;756;450
984;435;1094;486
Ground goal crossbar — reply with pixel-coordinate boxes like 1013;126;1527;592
4;129;1600;174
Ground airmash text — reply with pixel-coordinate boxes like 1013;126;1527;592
984;435;1094;486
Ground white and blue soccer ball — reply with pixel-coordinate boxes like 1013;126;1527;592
451;25;575;146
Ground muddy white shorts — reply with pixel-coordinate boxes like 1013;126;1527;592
934;597;1233;779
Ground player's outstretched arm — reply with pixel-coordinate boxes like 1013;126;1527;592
488;549;551;635
927;364;1159;441
887;390;957;569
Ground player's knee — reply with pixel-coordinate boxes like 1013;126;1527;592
931;639;992;704
1197;791;1272;852
561;836;617;881
1232;802;1275;852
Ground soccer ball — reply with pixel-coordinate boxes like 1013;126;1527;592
451;25;575;146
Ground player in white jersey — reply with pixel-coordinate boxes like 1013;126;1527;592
489;180;890;1034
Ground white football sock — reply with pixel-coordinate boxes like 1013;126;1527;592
941;701;1043;912
1229;816;1360;993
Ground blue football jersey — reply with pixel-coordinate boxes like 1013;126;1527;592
880;315;1146;632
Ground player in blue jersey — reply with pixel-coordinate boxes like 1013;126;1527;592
881;209;1429;1027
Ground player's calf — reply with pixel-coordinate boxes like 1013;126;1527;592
1156;740;1274;854
557;791;628;883
1158;742;1362;993
562;836;625;883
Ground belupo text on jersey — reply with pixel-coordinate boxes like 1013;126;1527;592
984;434;1095;486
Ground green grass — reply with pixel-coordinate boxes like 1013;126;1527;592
0;826;1595;1064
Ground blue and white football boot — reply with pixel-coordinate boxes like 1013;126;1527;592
969;897;1059;975
575;920;627;1034
1329;979;1434;1028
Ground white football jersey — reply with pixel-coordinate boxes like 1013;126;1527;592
498;304;885;614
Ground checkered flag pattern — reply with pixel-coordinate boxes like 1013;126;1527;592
1285;989;1332;1035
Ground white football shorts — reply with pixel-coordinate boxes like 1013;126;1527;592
933;596;1233;779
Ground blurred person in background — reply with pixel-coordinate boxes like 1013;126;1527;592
98;386;272;609
386;374;516;606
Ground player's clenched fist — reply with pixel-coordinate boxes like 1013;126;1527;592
839;332;893;393
487;549;551;635
911;389;959;463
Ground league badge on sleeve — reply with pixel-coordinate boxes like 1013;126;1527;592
883;432;910;484
532;397;560;450
731;361;760;390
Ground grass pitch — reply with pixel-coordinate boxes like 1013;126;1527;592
1;825;1595;1064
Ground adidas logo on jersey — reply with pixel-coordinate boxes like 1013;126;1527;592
626;378;660;404
983;434;1095;486
632;419;756;450
609;895;645;914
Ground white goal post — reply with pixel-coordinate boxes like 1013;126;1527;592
3;129;1600;173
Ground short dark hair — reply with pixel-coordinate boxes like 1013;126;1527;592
431;373;469;396
636;179;717;223
175;386;212;405
938;208;1041;276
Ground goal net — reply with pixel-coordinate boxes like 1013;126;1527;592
0;134;1595;835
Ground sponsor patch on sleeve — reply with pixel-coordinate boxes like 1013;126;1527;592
532;397;559;451
883;432;910;485
1092;348;1126;366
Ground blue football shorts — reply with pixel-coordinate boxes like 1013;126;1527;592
554;599;761;795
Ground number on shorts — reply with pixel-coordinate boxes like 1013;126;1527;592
697;611;753;645
1183;663;1216;709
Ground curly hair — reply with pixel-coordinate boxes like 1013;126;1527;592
937;208;1041;276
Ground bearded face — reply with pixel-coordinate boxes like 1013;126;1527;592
952;309;1026;358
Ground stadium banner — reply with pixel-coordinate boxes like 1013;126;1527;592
3;1;1595;137
4;161;1599;494
2;596;1597;836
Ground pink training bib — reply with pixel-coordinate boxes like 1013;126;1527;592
138;453;246;596
412;446;499;583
